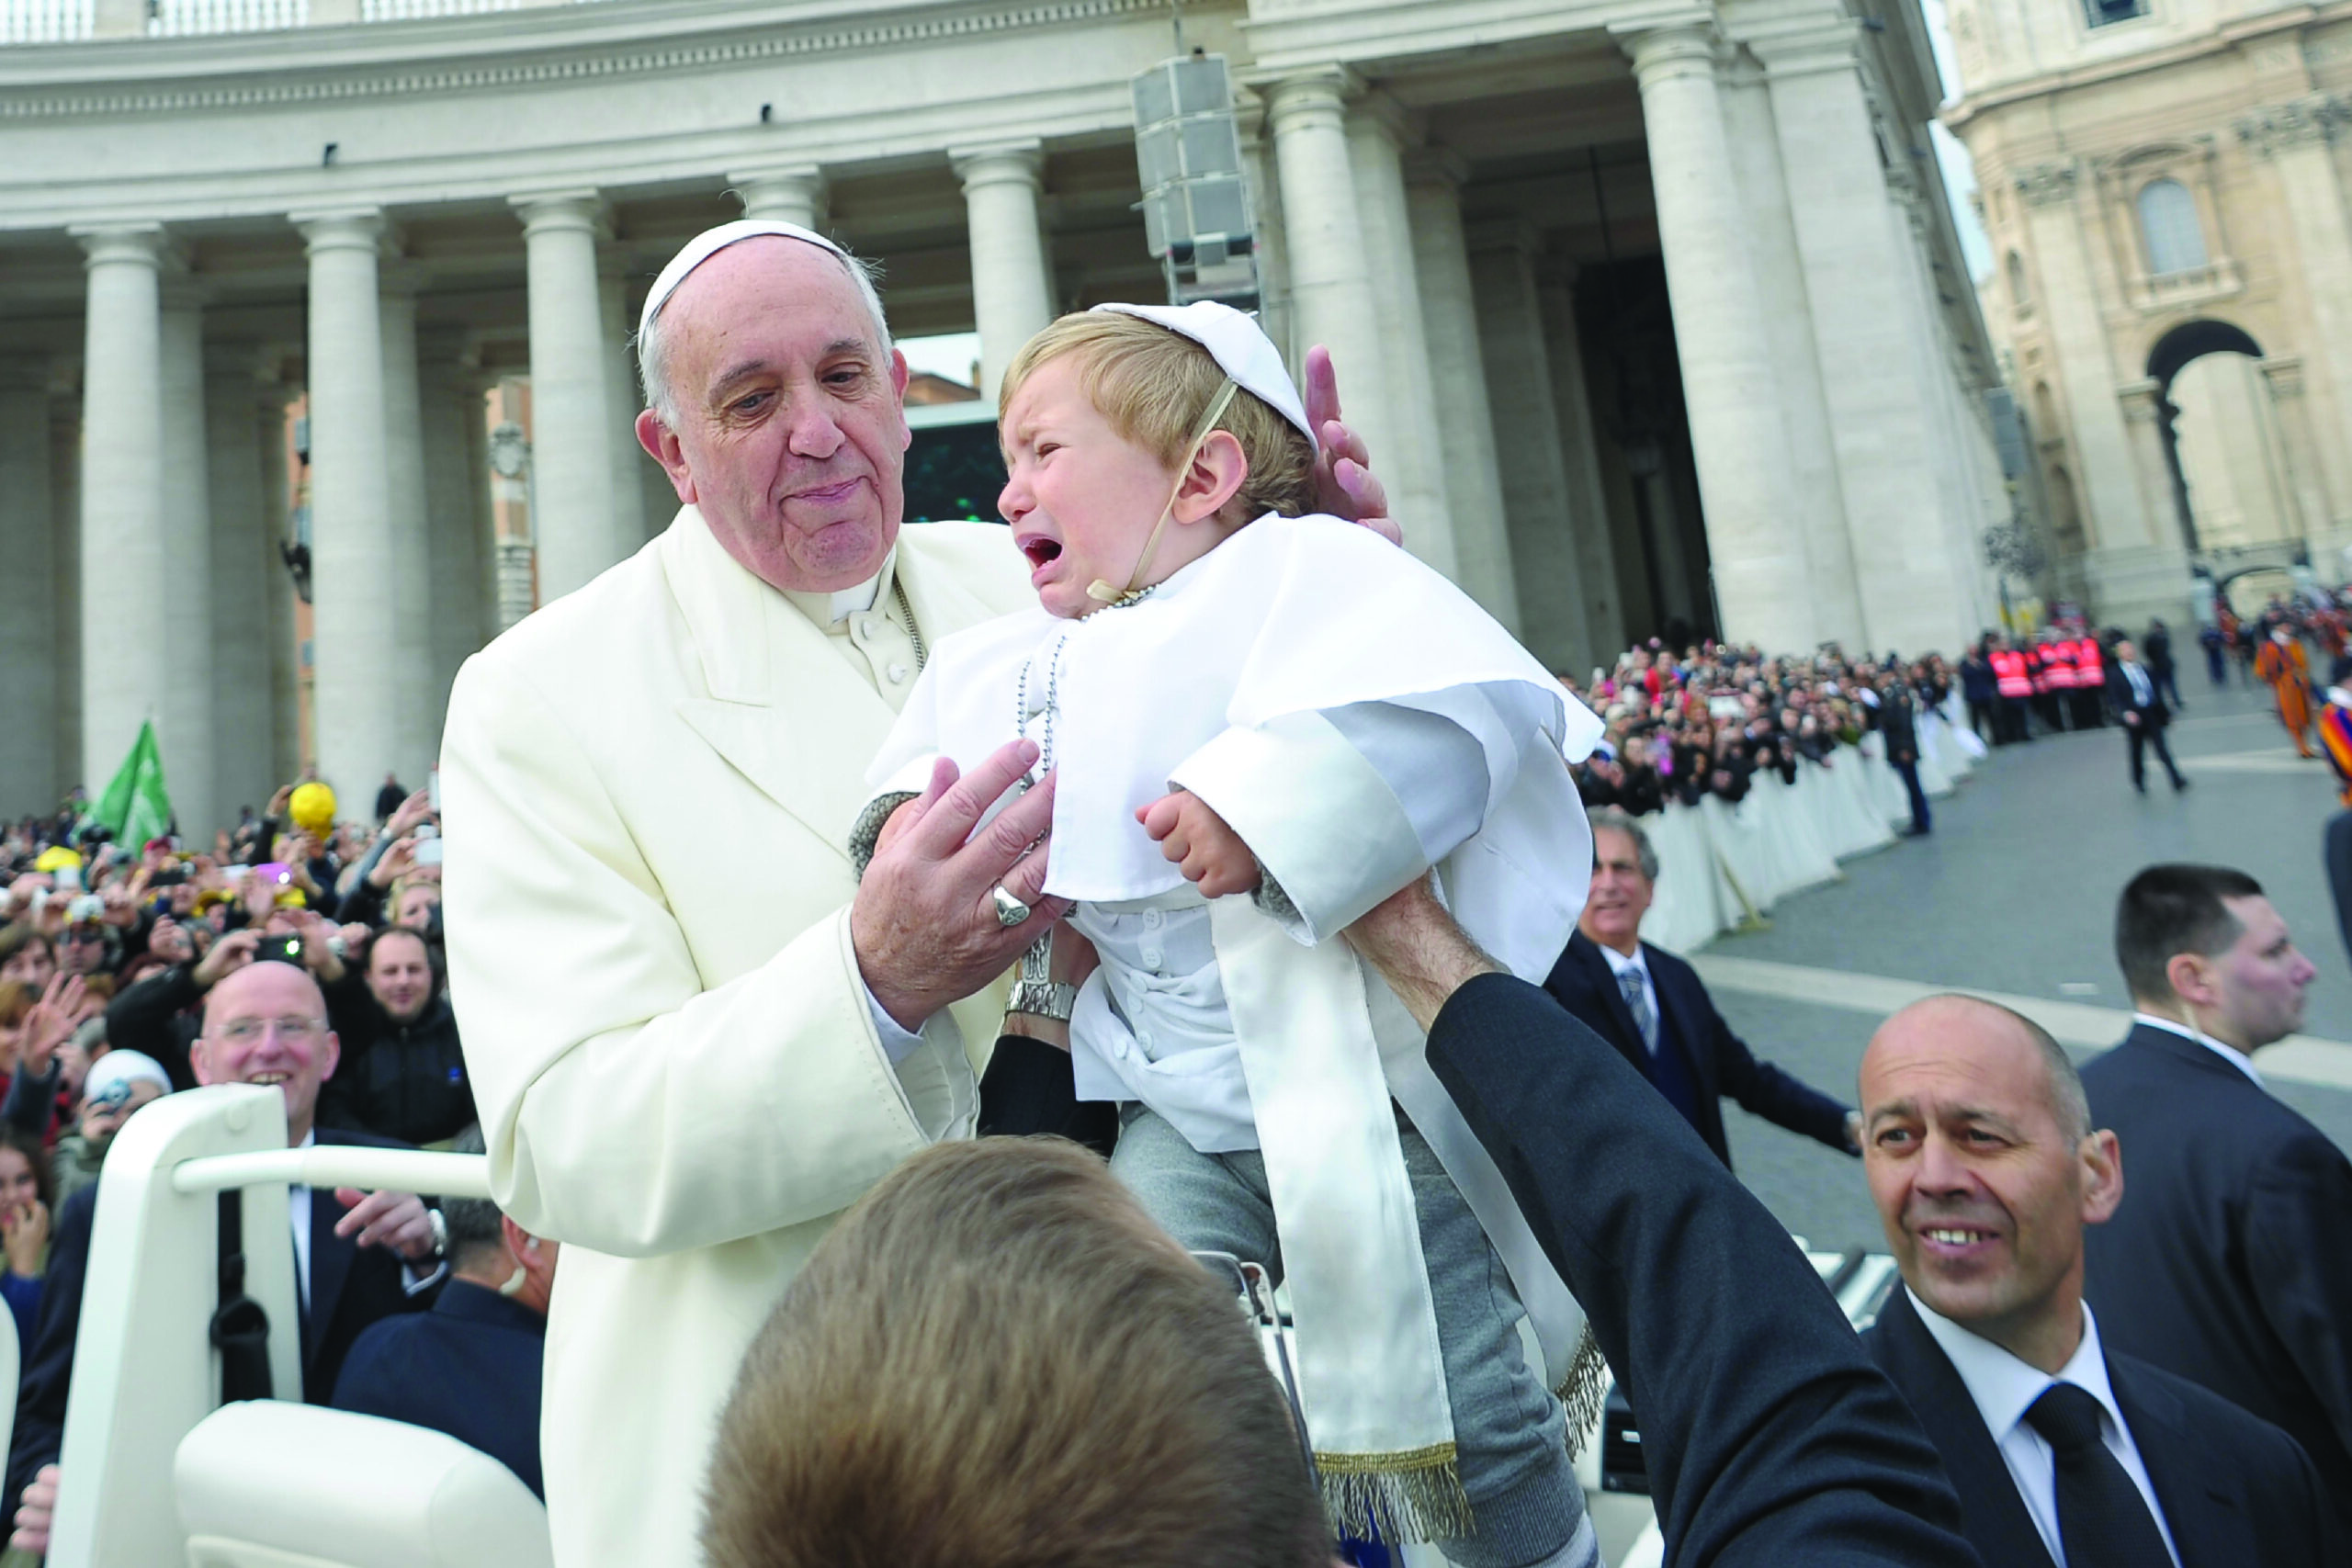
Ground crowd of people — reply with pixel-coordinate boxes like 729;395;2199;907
0;774;551;1556
1564;642;1953;836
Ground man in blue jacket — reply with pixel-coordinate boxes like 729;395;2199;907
334;1192;552;1497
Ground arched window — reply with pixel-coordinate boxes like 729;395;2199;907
2138;179;2207;276
2007;251;2032;310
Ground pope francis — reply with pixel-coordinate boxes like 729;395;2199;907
439;220;1387;1564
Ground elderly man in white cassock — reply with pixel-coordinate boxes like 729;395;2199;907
437;220;1390;1564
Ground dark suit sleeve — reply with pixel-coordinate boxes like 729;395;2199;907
1695;981;1856;1154
2245;1131;2352;1462
6;1186;93;1509
976;1035;1117;1158
1422;974;1979;1568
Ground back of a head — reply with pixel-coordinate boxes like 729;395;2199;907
1000;310;1316;523
705;1137;1329;1568
2115;863;2264;1006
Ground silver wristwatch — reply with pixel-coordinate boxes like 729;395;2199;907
1006;931;1077;1021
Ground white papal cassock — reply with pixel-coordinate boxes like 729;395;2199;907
439;509;1030;1566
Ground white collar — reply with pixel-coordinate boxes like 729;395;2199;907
2131;1010;2264;1089
1909;1288;2126;1448
780;548;893;629
1595;940;1647;979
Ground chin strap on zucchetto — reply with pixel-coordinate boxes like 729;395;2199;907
1085;376;1244;606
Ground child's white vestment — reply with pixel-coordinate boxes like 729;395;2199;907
866;514;1605;1530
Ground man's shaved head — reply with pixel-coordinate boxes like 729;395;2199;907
1871;995;2087;1141
1858;993;2120;1371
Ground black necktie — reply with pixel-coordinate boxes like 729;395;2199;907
2022;1383;2172;1568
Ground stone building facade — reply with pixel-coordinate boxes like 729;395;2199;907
1945;0;2352;626
0;0;2007;832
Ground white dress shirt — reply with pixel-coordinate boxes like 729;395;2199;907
2132;1010;2264;1089
1595;941;1659;1050
1910;1290;2182;1568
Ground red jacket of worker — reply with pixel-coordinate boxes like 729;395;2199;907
1992;649;2032;697
2073;636;2104;688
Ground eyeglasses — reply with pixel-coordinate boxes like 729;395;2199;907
1193;1251;1318;1492
214;1016;326;1045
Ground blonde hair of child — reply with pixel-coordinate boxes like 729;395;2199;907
1000;310;1317;525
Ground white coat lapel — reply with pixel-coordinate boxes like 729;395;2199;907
660;510;902;855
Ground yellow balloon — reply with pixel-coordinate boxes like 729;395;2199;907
33;847;83;874
288;782;337;835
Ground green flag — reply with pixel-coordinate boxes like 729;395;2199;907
91;721;175;848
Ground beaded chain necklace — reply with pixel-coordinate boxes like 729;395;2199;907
1012;584;1159;786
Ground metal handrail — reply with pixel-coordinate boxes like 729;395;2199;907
171;1147;492;1199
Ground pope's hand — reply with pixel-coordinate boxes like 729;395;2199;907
853;739;1070;1033
1303;345;1396;544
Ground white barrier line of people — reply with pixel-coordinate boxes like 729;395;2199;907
1637;695;1981;954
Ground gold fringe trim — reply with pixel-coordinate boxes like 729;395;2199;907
1314;1442;1476;1544
1553;1323;1610;1462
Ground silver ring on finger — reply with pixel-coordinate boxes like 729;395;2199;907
992;885;1033;929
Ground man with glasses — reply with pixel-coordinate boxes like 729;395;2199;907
5;955;448;1556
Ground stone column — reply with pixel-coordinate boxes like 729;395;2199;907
157;299;218;836
1622;27;1815;651
951;143;1056;400
0;360;57;813
599;262;650;549
512;190;620;601
468;378;506;644
254;380;301;789
1266;70;1408;530
51;389;82;796
379;280;436;784
1404;152;1519;630
2239;99;2352;522
1536;263;1628;660
1468;225;1593;671
420;331;489;719
1344;97;1458;580
2012;160;2155;553
294;208;397;805
1238;104;1296;375
1721;39;1865;649
204;346;274;823
2260;355;2332;537
72;227;168;799
730;164;827;230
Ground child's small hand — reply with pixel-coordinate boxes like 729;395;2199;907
1136;791;1261;898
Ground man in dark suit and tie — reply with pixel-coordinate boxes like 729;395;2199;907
1857;992;2325;1566
2078;864;2347;1532
6;956;447;1556
2103;639;2188;795
334;1191;551;1497
1544;807;1860;1168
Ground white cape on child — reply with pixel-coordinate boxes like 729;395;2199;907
869;514;1608;1537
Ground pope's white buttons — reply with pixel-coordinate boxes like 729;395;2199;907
887;662;909;684
1142;948;1163;971
855;618;876;642
1142;909;1163;929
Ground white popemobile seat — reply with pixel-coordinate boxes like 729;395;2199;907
176;1403;553;1568
38;1084;536;1568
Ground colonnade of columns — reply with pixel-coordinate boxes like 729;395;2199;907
11;19;1991;827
